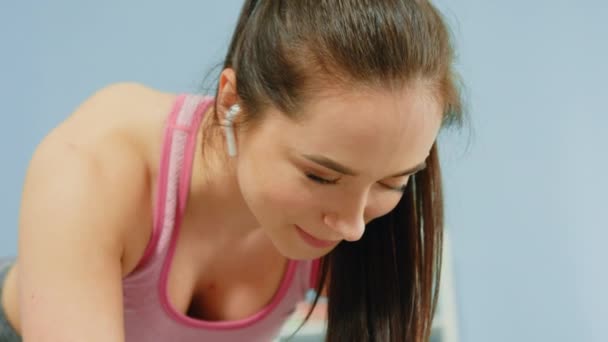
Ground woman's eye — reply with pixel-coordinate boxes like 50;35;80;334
380;182;408;193
305;171;408;192
306;173;340;185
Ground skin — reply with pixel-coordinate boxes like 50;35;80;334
207;69;443;260
0;68;442;340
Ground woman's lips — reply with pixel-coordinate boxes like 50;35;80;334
295;225;338;248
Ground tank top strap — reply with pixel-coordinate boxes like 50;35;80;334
132;94;214;272
154;93;214;256
173;94;214;218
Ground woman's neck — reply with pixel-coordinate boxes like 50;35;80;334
182;113;263;245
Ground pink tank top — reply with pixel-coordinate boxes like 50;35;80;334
121;94;320;341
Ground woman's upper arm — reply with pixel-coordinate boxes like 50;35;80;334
16;86;150;342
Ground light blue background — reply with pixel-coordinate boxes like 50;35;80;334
1;1;606;341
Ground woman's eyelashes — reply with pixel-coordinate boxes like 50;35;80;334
306;172;407;193
382;183;408;193
306;173;340;185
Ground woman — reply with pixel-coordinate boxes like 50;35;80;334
0;0;464;341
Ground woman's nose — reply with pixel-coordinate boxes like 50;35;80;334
323;210;366;242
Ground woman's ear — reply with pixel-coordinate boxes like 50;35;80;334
217;68;239;122
216;68;242;157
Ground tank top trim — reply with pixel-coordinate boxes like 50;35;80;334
130;94;189;273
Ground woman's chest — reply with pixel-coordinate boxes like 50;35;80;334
165;230;290;322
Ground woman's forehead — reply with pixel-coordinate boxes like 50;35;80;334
276;86;442;176
295;87;440;142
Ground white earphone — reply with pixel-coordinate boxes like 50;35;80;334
223;104;240;157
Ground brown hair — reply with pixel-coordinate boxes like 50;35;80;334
205;0;464;340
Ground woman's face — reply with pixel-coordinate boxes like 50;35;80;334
235;84;443;260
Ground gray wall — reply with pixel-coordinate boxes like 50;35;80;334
1;1;606;341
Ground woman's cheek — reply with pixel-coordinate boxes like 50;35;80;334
270;179;305;207
262;176;317;214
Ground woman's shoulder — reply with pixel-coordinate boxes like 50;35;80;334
24;82;180;275
54;82;177;164
39;82;181;184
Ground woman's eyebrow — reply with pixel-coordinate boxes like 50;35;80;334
302;154;427;178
